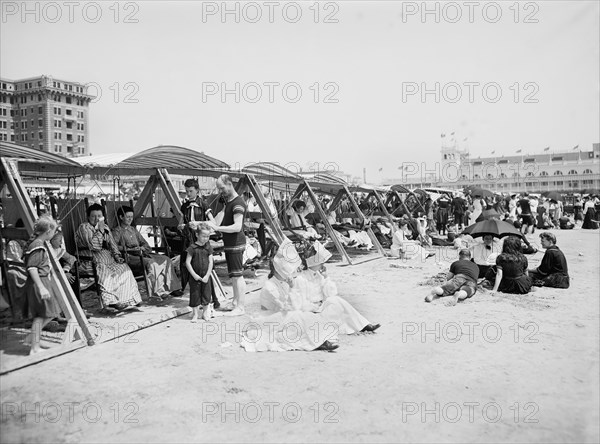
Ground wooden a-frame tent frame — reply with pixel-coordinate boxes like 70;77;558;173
288;179;386;265
0;158;95;374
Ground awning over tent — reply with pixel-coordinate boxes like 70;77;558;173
1;141;82;166
1;141;83;178
74;145;230;171
240;162;302;183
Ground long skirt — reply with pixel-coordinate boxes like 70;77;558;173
582;208;598;229
498;275;533;294
128;254;181;298
94;250;142;306
241;310;339;352
317;296;369;335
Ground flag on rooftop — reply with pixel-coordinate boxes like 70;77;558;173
450;131;455;135
441;133;446;138
544;147;550;151
491;150;495;154
378;167;383;172
573;145;579;150
516;149;522;153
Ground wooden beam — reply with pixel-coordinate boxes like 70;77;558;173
239;174;286;245
132;174;159;220
302;180;352;265
342;185;386;258
1;159;37;232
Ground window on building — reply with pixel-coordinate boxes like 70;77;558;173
541;181;548;186
568;170;578;175
568;180;579;188
554;181;563;186
38;119;43;127
540;171;548;176
38;106;42;114
66;134;73;141
39;132;43;139
552;156;563;161
66;97;72;104
66;122;72;129
554;171;563;176
526;172;534;177
512;172;519;177
66;109;72;116
583;169;593;174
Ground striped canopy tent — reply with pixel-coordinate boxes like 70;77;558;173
73;145;230;177
0;141;83;178
240;162;302;184
299;172;349;195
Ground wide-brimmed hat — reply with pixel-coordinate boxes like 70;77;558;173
305;240;332;268
273;237;302;279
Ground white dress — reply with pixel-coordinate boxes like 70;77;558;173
294;269;370;334
242;278;338;352
390;229;429;261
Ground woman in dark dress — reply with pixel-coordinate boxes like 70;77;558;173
490;236;532;294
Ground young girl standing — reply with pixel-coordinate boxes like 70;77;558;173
25;217;61;354
185;223;214;322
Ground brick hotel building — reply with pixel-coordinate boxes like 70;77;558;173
0;75;94;157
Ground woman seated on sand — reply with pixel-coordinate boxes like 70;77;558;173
243;239;339;352
390;219;433;261
75;204;142;311
112;206;182;300
486;236;532;295
293;241;380;334
529;232;570;288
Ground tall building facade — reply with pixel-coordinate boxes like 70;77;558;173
0;75;95;157
390;143;600;193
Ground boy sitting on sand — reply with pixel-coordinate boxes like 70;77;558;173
426;249;479;306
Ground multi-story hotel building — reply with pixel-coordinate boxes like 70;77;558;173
391;143;600;194
0;75;95;157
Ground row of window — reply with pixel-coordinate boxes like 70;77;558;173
465;169;596;180
0;106;86;118
2;119;86;131
52;144;85;154
0;93;88;106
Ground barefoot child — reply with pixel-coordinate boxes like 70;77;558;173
185;223;214;322
25;217;61;354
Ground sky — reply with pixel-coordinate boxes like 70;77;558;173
1;0;599;183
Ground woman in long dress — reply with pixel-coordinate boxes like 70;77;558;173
112;206;181;300
243;239;339;352
294;241;380;334
75;204;142;310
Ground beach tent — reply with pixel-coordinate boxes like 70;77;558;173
0;142;95;373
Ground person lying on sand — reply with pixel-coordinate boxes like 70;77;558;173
425;249;479;306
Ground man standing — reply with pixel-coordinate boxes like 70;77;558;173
207;174;247;315
517;193;534;235
451;192;466;230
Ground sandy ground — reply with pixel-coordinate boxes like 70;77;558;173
0;229;598;443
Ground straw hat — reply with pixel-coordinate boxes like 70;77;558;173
305;240;332;268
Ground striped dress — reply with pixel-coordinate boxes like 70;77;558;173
75;223;142;307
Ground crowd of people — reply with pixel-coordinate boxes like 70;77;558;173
1;179;597;354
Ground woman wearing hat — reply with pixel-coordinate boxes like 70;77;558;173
243;239;340;352
294;241;380;334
